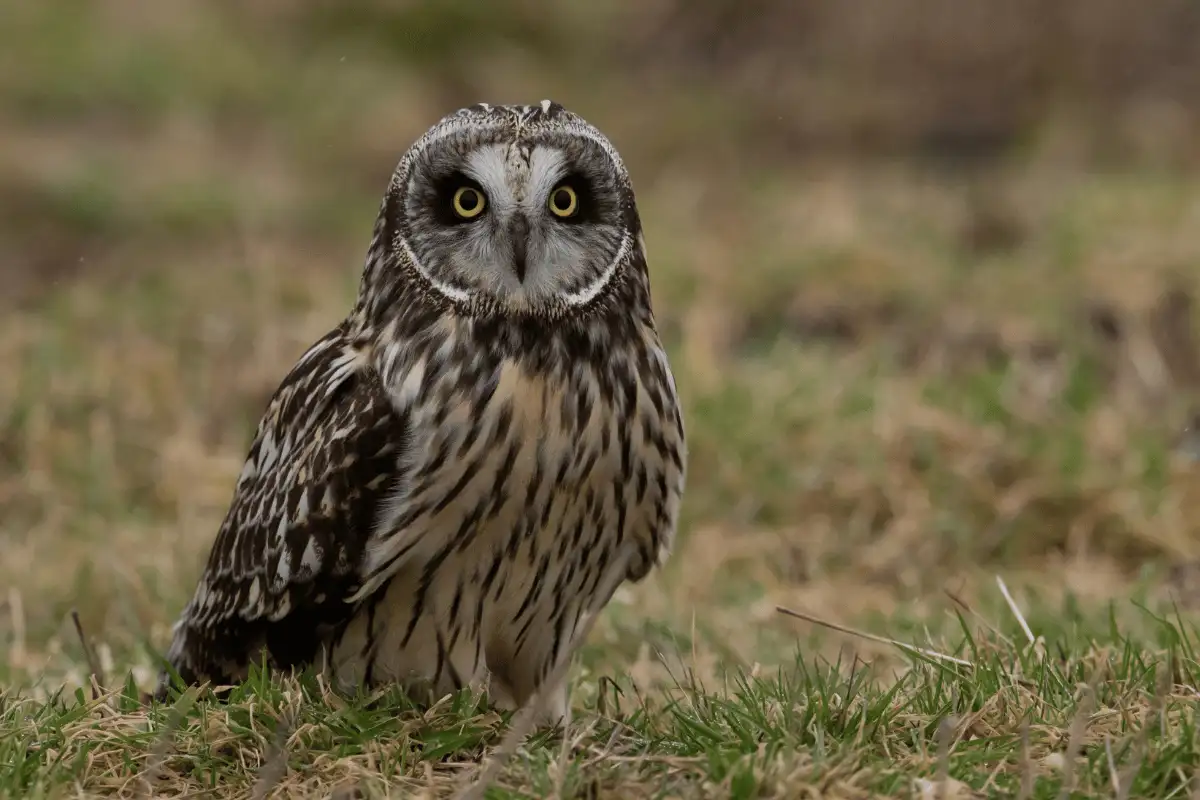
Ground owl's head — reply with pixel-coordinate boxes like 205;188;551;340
361;101;645;320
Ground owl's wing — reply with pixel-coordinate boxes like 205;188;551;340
622;329;688;584
157;325;408;695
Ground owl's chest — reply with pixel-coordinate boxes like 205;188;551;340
396;359;632;556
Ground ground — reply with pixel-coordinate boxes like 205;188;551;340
3;3;1200;798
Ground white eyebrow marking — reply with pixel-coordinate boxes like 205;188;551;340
526;147;568;212
464;144;516;212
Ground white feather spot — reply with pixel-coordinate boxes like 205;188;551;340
275;550;291;585
390;359;426;408
326;346;369;394
245;577;262;616
269;593;291;621
259;431;279;473
295;335;335;366
294;489;310;525
301;535;322;573
237;457;257;485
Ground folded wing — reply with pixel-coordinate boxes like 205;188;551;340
157;325;408;696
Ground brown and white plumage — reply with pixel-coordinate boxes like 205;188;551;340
157;101;686;723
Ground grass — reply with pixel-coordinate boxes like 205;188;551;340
6;1;1200;797
3;595;1199;797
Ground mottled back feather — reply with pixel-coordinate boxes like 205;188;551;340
159;323;404;692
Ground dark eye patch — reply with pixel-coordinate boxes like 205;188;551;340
430;171;488;226
549;172;599;225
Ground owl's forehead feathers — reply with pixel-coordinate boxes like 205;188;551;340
392;100;630;195
458;144;539;205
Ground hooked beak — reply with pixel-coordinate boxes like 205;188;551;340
508;213;529;283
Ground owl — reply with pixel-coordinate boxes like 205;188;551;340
155;101;687;726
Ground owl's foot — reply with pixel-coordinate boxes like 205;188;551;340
485;672;569;731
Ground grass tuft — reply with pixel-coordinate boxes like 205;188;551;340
5;588;1197;796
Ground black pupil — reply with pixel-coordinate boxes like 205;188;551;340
553;189;572;211
458;189;479;211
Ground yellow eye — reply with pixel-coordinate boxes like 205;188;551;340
452;186;486;219
548;184;578;218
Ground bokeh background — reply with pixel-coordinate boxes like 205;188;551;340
6;0;1200;688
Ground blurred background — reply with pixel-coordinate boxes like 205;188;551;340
5;0;1200;687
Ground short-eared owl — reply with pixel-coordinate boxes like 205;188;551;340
157;101;687;724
